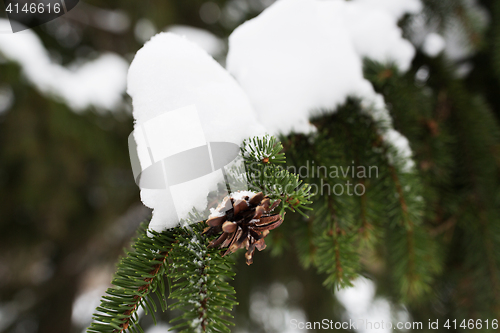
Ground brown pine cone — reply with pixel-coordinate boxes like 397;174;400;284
204;191;283;265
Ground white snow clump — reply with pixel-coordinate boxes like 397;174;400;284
227;0;417;169
0;19;128;112
227;0;418;134
128;33;264;232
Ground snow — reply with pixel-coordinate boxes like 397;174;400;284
230;190;257;201
169;170;227;226
343;2;416;72
208;190;259;218
336;276;411;333
128;2;421;231
383;129;415;172
128;33;264;231
227;0;416;135
165;25;225;57
422;33;446;57
204;190;257;220
242;134;275;161
0;19;128;112
209;206;227;218
227;0;415;167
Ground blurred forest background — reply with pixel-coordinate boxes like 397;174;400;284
0;0;499;333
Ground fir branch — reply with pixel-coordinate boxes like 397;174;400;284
379;133;441;301
243;135;313;216
168;223;237;333
88;135;313;333
87;221;240;333
294;215;317;269
447;85;500;315
87;222;177;333
242;134;286;164
315;196;360;290
281;99;443;298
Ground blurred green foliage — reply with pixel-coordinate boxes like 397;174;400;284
1;1;500;333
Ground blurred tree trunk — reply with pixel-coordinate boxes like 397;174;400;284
37;271;79;333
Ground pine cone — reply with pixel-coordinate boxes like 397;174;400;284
204;191;283;265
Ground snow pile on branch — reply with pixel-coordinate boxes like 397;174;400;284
227;0;417;170
227;0;418;134
128;33;264;231
0;19;128;112
128;33;264;148
384;129;415;170
128;1;421;230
